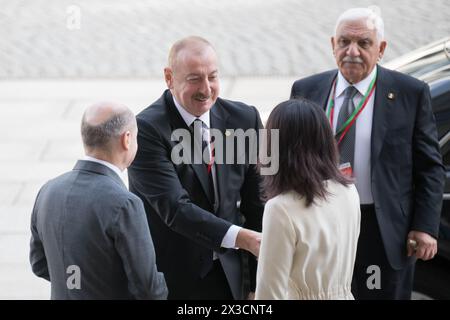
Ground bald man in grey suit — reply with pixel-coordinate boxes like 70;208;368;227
30;102;168;299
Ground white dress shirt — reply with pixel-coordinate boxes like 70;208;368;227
329;67;377;204
173;97;241;250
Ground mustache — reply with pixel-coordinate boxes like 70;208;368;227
342;56;364;63
193;94;211;100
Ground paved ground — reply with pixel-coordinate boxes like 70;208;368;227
1;0;449;78
0;0;449;299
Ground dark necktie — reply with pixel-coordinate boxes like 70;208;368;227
336;86;358;168
192;119;217;210
192;119;218;278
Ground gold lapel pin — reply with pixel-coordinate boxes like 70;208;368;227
387;92;395;100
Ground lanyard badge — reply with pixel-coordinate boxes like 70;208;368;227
326;71;377;146
339;162;353;178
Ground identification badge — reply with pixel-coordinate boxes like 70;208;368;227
339;162;353;177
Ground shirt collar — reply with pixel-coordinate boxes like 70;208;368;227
83;155;124;179
336;65;377;98
172;96;210;128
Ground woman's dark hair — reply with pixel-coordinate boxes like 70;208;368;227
262;98;351;206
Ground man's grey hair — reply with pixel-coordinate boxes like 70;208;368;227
81;110;135;150
335;7;385;42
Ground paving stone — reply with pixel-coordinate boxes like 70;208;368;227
1;0;449;78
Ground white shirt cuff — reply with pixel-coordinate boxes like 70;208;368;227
221;225;242;249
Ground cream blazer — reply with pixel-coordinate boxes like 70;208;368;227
255;181;361;300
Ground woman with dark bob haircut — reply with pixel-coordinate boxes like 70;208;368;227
255;98;361;300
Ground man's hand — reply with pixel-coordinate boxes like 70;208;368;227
247;292;255;300
235;228;261;257
407;230;437;260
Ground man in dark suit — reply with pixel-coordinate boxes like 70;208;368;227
290;8;444;299
30;102;168;299
128;36;264;300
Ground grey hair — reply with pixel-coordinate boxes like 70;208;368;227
81;110;135;150
335;7;385;42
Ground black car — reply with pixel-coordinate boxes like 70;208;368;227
384;36;450;299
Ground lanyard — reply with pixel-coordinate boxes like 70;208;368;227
326;72;377;145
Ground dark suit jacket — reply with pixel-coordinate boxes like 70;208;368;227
128;90;264;299
290;65;445;269
30;160;168;299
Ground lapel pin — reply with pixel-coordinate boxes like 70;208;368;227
225;130;231;137
387;92;395;100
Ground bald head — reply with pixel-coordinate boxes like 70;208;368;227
168;36;216;70
81;101;136;152
82;101;129;126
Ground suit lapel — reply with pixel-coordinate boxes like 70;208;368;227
311;71;338;110
210;99;230;212
164;90;215;206
371;65;398;168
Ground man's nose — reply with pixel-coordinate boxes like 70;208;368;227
199;78;212;96
346;42;360;57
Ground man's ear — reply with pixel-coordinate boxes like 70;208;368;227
331;36;336;55
121;131;131;151
378;40;387;59
164;67;173;89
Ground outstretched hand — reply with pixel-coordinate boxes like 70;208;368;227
235;228;261;257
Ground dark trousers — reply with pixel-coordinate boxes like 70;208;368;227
351;204;415;300
188;260;234;300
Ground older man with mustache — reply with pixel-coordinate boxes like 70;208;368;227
290;8;444;299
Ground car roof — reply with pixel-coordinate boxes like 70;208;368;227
383;36;450;84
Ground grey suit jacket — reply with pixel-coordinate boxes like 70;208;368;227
30;160;168;299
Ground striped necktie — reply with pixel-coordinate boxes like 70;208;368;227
192;119;218;211
336;86;359;169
